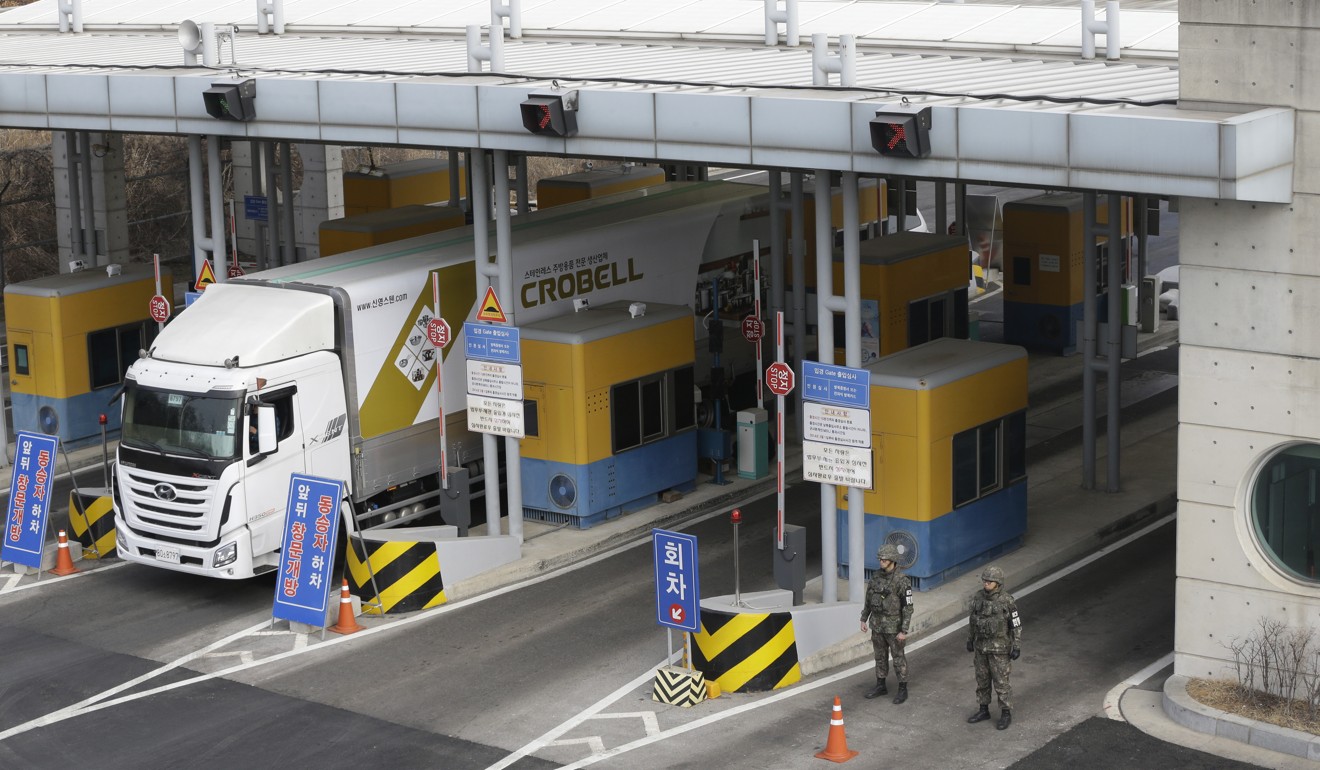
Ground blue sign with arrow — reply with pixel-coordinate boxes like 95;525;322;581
653;529;700;633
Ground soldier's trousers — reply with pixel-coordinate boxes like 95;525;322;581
870;631;908;683
973;651;1012;709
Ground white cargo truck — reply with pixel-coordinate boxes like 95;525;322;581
113;182;768;577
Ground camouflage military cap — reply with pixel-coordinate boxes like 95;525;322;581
876;544;901;562
980;565;1005;584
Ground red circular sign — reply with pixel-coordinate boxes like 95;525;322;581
741;315;763;343
669;604;686;623
427;318;451;347
149;294;171;323
227;263;245;278
765;361;795;396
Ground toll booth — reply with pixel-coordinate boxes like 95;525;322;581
343;158;466;217
838;337;1028;589
520;301;697;528
318;204;466;257
5;263;166;446
535;166;667;209
1002;193;1131;354
831;232;971;365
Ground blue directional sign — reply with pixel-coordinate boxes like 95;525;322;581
464;322;521;364
1;431;59;569
802;361;871;408
244;194;269;222
272;474;344;627
653;529;701;633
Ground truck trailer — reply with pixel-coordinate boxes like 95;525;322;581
112;182;768;578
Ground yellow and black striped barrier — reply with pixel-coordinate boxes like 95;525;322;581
68;489;116;559
345;537;447;615
652;665;707;707
692;608;802;693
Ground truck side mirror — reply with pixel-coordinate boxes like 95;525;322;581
255;404;277;455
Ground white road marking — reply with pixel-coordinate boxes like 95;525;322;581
548;736;606;754
1102;651;1174;721
0;489;776;742
0;560;129;594
533;513;1178;769
201;650;255;665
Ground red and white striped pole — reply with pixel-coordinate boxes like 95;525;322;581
776;310;786;550
433;272;448;490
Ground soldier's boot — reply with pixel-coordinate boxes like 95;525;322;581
996;709;1012;730
967;705;992;723
864;679;888;699
892;683;908;705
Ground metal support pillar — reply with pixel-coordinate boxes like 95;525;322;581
841;171;864;604
279;141;295;266
935;181;948;236
814;169;840;603
1082;193;1098;490
1104;193;1122;492
472;150;502;536
789;173;806;441
209;136;227;280
61;132;86;267
493;148;523;543
514;154;530;215
77;131;96;264
262;141;280;268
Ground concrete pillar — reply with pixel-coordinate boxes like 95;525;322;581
294;144;344;261
52;130;129;269
230;141;261;258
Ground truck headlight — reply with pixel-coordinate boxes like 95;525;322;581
214;542;238;568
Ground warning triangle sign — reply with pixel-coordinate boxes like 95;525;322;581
475;286;508;323
194;259;217;292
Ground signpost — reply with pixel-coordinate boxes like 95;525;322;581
272;474;344;634
431;273;449;489
149;293;170;324
801;361;874;489
653;528;700;633
1;431;60;572
464;321;524;439
766;361;795;397
152;253;166;332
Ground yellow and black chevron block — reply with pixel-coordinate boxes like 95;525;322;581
68;490;116;558
692;608;802;693
652;665;706;707
346;537;447;615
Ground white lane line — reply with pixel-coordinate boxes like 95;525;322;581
0;561;130;594
0;617;271;741
548;736;606;755
1102;651;1174;721
589;711;661;737
542;512;1177;769
0;489;776;742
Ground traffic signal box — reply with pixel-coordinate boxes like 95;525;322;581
342;158;467;217
318;204;467;257
1002;193;1132;355
535;166;668;209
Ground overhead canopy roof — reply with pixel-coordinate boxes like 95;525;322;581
0;0;1293;203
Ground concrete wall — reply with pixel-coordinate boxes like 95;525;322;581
1175;3;1320;680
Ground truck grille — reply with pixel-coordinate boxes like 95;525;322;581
119;467;221;541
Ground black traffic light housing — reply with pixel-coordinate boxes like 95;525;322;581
203;79;257;122
520;91;578;137
870;106;932;159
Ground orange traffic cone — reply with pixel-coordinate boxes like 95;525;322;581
49;529;79;576
814;696;859;763
328;579;364;635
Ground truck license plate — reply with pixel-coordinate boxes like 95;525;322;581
155;547;181;564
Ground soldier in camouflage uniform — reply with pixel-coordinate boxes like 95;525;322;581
859;544;914;704
965;565;1021;730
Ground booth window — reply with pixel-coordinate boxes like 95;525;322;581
524;399;540;438
907;288;970;348
88;322;155;390
613;368;692;454
953;409;1027;508
1251;443;1320;582
13;344;29;376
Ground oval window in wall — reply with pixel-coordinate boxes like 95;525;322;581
1251;443;1320;582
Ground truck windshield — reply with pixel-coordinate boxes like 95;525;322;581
121;382;242;460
